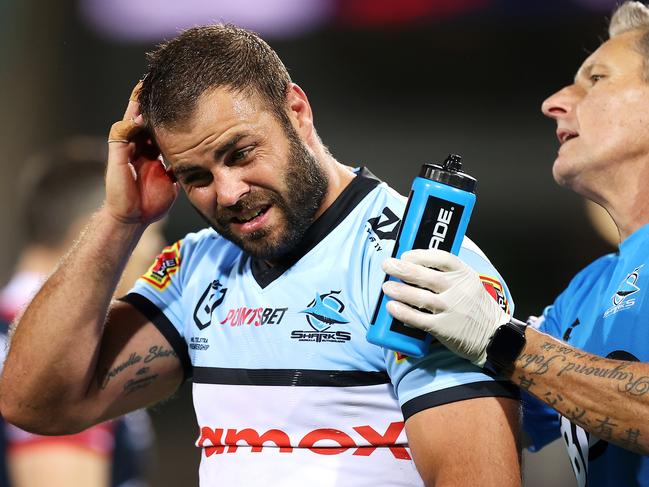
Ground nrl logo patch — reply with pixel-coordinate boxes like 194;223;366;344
141;240;181;291
479;274;510;314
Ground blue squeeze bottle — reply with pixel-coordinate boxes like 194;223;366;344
367;154;477;357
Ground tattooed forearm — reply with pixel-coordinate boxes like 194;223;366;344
98;344;177;390
511;331;649;454
99;352;143;389
517;344;649;397
144;345;177;363
124;375;159;395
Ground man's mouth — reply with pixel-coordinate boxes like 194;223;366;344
231;205;271;224
558;129;579;145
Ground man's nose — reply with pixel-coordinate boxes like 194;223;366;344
213;170;250;208
541;84;581;120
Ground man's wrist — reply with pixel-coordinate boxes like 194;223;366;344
484;317;527;376
97;206;148;238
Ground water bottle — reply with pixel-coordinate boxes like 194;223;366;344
367;154;477;357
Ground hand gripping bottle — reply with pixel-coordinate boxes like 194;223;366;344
367;154;477;357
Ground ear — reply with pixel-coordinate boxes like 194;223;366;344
285;83;314;139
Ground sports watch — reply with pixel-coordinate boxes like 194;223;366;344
484;318;527;375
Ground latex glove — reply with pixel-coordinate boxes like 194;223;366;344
381;249;509;367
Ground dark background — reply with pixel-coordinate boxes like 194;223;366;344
0;0;623;485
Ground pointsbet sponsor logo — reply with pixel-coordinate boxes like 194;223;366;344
220;307;288;327
197;421;410;459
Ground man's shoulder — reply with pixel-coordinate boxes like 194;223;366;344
179;228;241;260
568;252;618;289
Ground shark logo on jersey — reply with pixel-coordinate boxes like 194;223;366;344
300;291;349;332
291;291;351;343
613;267;641;305
604;266;643;317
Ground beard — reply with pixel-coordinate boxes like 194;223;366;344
196;126;329;261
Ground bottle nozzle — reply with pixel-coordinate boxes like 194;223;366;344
442;154;462;172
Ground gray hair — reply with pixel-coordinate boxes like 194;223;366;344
609;1;649;36
609;1;649;80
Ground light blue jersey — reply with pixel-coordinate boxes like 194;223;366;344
524;223;649;487
124;168;517;486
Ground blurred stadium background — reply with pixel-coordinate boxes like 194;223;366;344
0;0;623;485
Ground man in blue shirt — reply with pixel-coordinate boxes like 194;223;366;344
0;23;519;486
379;2;649;486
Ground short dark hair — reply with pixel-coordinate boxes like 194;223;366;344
139;24;293;130
20;137;106;247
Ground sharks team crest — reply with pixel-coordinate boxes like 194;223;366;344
290;290;352;343
604;265;643;317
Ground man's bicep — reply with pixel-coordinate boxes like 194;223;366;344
405;396;521;487
86;300;185;422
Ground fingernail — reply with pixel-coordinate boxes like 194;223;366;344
382;281;396;294
134;114;144;125
382;258;398;272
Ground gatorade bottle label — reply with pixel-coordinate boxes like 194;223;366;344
388;195;466;339
412;196;465;252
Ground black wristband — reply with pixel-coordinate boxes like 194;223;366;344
484;318;527;376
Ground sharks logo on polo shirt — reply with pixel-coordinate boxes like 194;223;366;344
290;290;352;343
604;265;643;318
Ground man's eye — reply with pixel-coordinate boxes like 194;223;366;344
181;173;212;188
229;148;252;164
590;74;605;84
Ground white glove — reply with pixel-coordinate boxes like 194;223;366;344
381;249;509;367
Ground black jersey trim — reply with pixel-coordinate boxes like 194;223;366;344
119;292;193;380
193;366;390;387
251;167;381;288
401;380;520;421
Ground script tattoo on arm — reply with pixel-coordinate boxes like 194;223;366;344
510;333;649;454
517;342;649;396
97;344;178;394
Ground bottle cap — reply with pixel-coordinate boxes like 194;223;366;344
419;154;477;193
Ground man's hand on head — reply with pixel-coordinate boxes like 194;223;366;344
105;81;178;226
381;249;509;367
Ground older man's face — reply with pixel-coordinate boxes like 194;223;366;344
542;30;649;200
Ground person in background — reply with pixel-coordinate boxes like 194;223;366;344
0;136;160;487
379;2;649;486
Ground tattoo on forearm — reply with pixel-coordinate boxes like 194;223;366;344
542;391;563;407
124;375;159;395
593;416;617;441
517;374;537;391
99;352;143;389
516;341;649;454
621;428;642;449
144;345;177;363
98;344;177;390
517;342;649;397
